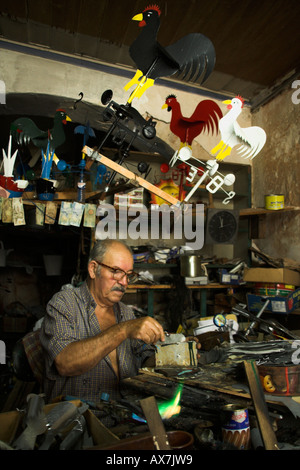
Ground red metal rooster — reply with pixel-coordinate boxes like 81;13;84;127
125;4;216;103
162;94;223;148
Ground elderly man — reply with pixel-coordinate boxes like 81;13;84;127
40;240;165;418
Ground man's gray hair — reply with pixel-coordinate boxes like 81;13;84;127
88;240;133;271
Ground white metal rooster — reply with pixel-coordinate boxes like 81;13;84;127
211;96;266;160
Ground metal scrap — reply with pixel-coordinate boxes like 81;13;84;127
13;394;47;450
12;395;90;450
155;341;197;367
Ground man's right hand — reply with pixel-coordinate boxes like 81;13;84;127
125;316;165;344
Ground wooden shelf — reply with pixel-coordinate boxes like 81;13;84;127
239;206;300;217
126;283;243;317
127;283;237;290
134;263;177;269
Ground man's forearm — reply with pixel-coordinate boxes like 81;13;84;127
54;316;164;377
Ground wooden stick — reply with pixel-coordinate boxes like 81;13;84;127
140;396;171;450
83;146;180;206
244;360;279;450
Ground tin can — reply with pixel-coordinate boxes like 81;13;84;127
265;194;284;210
221;404;250;450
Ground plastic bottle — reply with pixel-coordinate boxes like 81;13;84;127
77;160;86;202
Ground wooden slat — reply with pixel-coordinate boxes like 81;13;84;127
140;396;171;450
244;360;279;451
239;206;300;217
83;146;181;206
127;283;238;289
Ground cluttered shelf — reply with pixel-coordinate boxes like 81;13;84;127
127;282;246;318
21;193;300;217
127;283;239;290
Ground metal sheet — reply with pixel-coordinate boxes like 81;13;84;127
155;342;197;367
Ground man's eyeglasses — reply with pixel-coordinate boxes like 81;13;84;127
94;260;139;284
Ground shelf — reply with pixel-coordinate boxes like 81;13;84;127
239;206;300;217
126;283;242;317
21;197;300;216
134;263;178;269
127;283;238;290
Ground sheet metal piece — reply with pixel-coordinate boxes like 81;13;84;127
155;341;197;367
156;333;186;346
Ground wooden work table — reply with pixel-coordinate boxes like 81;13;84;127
121;363;300;437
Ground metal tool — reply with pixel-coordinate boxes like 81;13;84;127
233;303;300;340
59;415;87;450
244;299;269;336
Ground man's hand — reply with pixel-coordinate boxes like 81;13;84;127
125;316;165;344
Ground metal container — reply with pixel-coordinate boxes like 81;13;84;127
258;364;300;396
265;194;284;210
180;255;205;278
221;404;250;450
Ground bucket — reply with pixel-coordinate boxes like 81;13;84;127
43;255;63;276
180;255;206;277
265;194;284;210
258;364;300;395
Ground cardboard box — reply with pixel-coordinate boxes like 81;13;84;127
247;288;300;314
0;400;119;449
243;268;300;286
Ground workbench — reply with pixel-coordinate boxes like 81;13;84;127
120;360;300;450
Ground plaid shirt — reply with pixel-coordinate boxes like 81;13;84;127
40;281;154;408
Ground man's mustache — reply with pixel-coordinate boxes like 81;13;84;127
111;285;126;293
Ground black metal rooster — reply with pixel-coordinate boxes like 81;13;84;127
124;4;216;103
10;109;71;152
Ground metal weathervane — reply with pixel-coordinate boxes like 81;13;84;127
169;146;236;205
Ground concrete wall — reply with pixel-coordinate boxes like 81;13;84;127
252;86;300;262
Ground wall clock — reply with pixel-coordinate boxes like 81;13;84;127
205;208;239;244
